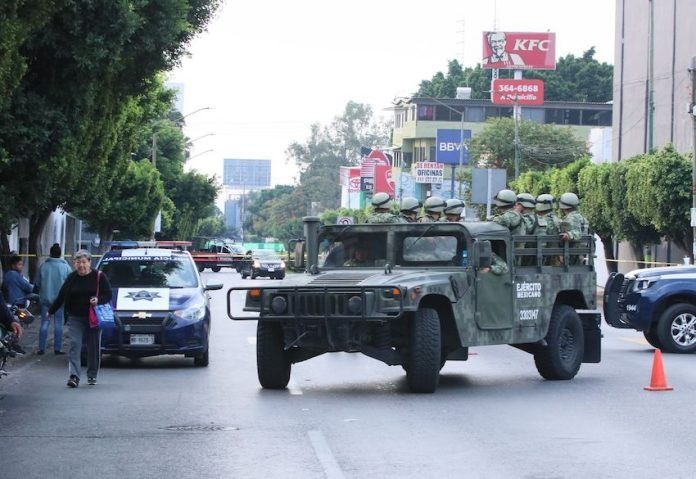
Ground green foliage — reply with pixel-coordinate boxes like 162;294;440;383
417;49;612;102
319;208;369;225
469;118;588;179
160;171;218;240
577;163;614;238
510;170;552;196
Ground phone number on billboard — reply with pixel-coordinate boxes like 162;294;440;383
496;84;540;93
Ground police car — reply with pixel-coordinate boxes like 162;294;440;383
97;247;223;366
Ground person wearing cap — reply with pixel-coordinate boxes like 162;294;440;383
399;197;421;223
366;192;405;224
442;198;466;223
418;196;446;222
490;189;525;234
35;243;73;355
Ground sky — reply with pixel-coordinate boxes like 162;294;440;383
168;0;616;195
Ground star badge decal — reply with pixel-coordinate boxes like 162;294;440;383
125;290;162;302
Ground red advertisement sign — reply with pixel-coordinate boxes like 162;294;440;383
491;79;545;105
373;165;395;195
482;31;556;70
339;166;361;189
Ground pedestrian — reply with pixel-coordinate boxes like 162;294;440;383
34;243;72;355
2;254;34;306
366;192;405;224
49;249;112;388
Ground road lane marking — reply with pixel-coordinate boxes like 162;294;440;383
619;336;650;345
308;430;345;479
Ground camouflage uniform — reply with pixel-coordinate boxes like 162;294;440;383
536;212;560;236
400;213;416;223
560;211;589;240
521;212;538;234
489;253;509;275
491;209;525;234
418;214;440;223
367;212;406;224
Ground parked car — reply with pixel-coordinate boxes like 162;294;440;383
97;248;223;366
241;250;286;279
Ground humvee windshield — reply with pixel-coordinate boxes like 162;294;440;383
318;230;466;268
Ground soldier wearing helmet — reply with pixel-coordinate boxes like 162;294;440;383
490;189;525;234
558;192;588;241
516;193;537;233
534;194;560;237
399;197;421;223
419;196;446;222
367;192;405;224
442;198;466;223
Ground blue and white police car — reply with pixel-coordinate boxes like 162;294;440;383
97;247;223;366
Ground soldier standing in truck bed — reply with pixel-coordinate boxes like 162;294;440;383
418;196;446;223
442;198;466;223
558;192;589;264
367;192;406;224
399;197;421;223
490;189;525;234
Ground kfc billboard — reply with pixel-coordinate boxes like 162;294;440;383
373;165;395;195
482;31;556;70
491;79;544;105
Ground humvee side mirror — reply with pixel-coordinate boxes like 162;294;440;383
474;240;492;269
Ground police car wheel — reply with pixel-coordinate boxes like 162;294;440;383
193;349;209;367
406;308;441;393
257;321;291;389
656;303;696;354
643;326;662;349
534;305;584;380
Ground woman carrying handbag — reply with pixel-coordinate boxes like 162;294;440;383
49;249;112;388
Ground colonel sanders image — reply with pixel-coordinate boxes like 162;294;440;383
483;31;525;68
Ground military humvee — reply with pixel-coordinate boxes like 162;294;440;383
227;217;601;393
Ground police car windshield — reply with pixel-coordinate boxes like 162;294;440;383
99;257;198;288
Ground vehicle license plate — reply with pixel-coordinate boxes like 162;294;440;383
268;268;275;272
130;334;155;345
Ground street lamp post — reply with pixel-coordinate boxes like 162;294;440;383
152;106;212;167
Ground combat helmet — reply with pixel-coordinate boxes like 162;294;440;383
493;189;517;207
444;198;466;216
517;193;536;209
535;194;555;212
371;192;393;210
423;196;446;213
400;196;421;213
559;192;579;209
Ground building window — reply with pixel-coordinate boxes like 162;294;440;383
417;105;434;120
465;106;484;122
522;108;544;123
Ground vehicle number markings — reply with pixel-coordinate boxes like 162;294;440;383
130;334;155;345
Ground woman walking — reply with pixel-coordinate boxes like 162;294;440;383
49;250;112;387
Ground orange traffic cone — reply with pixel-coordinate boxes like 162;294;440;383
644;349;673;391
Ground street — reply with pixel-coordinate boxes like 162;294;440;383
1;270;695;479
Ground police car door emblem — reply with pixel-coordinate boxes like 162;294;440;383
125;290;162;301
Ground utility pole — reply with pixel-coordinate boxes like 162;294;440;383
690;57;696;263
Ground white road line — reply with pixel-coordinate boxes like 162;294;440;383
619;336;649;345
308;430;345;479
247;336;256;345
287;378;303;395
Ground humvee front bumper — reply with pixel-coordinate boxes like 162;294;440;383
226;285;406;321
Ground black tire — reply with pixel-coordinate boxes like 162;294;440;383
643;326;662;349
197;264;205;272
251;271;257;280
534;305;584;380
211;266;221;273
257;321;291;389
656;303;696;353
241;271;248;279
406;308;441;393
193;349;209;367
276;274;285;280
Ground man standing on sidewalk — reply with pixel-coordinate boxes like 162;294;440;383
34;244;72;355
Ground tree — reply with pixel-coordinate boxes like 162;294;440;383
469;118;588;179
417;49;613;102
160;172;218;240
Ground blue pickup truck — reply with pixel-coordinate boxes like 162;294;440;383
604;266;696;353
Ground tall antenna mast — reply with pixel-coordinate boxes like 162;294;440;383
457;18;466;67
493;0;498;30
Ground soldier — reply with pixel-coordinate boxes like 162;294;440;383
480;252;509;275
517;193;538;233
490;189;525;234
558;192;589;265
418;196;446;222
442;199;466;223
366;192;405;224
535;194;560;237
399;197;421;223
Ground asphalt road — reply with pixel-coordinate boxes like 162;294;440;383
1;270;695;479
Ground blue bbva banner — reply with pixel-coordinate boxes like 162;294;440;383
436;129;472;165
